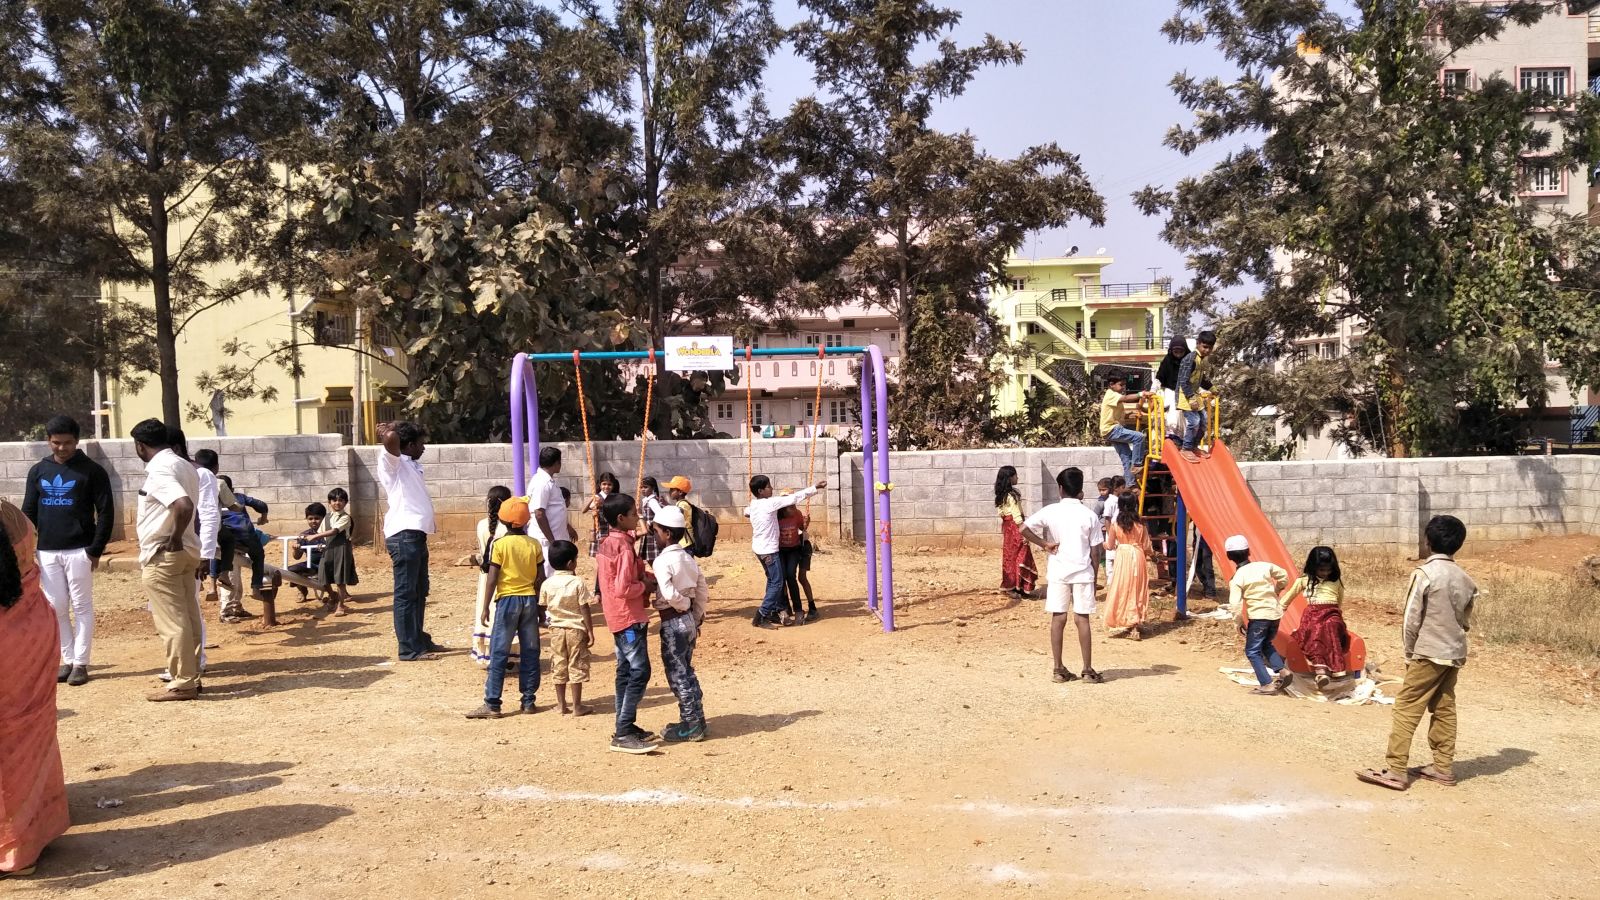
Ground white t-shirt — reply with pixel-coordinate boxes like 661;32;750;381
1024;499;1098;585
196;467;221;561
136;449;201;565
377;448;436;537
529;468;568;544
746;486;817;555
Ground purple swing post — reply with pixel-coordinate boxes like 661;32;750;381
509;353;540;496
867;345;894;631
861;354;879;615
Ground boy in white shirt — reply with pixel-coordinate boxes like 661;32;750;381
745;474;826;629
1023;467;1104;684
650;504;711;742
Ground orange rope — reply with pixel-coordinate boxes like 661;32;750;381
573;350;596;533
636;347;655;497
806;346;827;542
744;345;754;488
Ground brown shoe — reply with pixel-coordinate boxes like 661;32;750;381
147;686;199;702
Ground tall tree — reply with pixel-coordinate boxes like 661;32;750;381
1;0;303;426
781;0;1105;449
1139;0;1600;457
255;0;642;442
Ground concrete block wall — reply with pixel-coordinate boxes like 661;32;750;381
850;447;1123;549
1238;454;1600;551
383;438;847;545
0;435;348;544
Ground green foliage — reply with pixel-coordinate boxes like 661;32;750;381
1140;0;1600;457
1;0;307;426
779;0;1105;449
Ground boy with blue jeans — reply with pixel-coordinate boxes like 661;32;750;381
1225;534;1291;694
1099;374;1150;483
746;475;826;629
1176;331;1217;463
595;493;659;754
466;497;545;719
650;504;710;742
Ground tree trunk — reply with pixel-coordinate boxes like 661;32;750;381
147;114;179;426
895;218;911;354
1384;354;1410;458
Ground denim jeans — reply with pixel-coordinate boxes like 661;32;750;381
659;614;704;726
1105;423;1148;482
612;623;651;736
779;546;804;616
757;553;786;620
1244;619;1286;685
1181;409;1207;452
385;530;433;660
484;595;540;709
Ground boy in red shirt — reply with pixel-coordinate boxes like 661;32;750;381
594;493;658;755
777;502;810;625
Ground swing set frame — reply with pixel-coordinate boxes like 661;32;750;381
508;345;898;632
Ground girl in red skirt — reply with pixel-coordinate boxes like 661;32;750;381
1286;545;1349;688
994;466;1037;599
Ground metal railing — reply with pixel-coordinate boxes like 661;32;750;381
1085;337;1160;352
1090;281;1172;299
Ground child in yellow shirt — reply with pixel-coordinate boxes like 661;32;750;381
466;498;545;719
1225;534;1290;695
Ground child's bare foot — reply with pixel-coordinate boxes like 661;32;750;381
334;605;350;617
572;704;588;717
559;705;571;715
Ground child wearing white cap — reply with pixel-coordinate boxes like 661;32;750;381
649;503;710;742
1224;535;1291;694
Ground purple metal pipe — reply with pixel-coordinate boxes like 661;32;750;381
868;345;894;632
509;353;541;496
860;354;879;613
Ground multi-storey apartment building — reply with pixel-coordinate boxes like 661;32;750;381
1280;7;1600;457
990;254;1172;415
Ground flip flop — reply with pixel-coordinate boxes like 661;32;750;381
1408;766;1458;786
1356;768;1410;791
1052;668;1079;683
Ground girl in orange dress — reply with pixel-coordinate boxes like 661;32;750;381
1103;493;1153;640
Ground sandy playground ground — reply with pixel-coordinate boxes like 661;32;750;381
10;533;1600;899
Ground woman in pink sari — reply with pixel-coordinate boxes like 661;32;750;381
0;500;69;876
994;466;1037;598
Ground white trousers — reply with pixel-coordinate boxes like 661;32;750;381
39;548;94;665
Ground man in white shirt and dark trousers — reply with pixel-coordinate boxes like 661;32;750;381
22;414;114;687
746;475;826;628
1023;467;1105;684
378;422;442;661
528;446;574;575
130;419;204;701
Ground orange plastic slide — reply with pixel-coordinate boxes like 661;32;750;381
1161;438;1367;675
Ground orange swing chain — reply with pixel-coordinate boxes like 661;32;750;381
636;348;655;497
572;350;597;534
805;346;826;539
744;345;754;488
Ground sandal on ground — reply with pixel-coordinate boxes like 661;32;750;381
1052;667;1078;684
1129;625;1143;641
0;866;36;879
1408;766;1458;786
1356;768;1411;791
1081;668;1105;684
1248;685;1281;695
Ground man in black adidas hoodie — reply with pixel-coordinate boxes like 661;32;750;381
21;415;114;686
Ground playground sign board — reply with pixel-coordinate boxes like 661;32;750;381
663;336;735;372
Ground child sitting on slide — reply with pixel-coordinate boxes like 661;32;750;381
1284;546;1349;688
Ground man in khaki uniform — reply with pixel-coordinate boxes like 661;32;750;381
1358;514;1477;790
130;419;203;701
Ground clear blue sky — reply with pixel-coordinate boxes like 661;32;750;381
764;0;1240;288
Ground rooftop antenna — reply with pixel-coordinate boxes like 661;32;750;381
1066;245;1079;257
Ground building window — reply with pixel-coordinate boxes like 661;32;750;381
1521;160;1565;195
313;310;354;345
1051;288;1070;303
751;402;764;426
1074;321;1083;339
1441;68;1471;97
1009;277;1026;291
714;402;734;420
825;333;844;348
754;362;761;377
1520;67;1569;99
791;361;799;376
828;399;848;424
1025;322;1043;336
804;333;820;347
804;400;815;421
1090;319;1099;339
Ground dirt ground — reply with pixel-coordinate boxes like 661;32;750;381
12;533;1600;899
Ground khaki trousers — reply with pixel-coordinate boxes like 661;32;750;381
143;550;203;691
1385;659;1460;776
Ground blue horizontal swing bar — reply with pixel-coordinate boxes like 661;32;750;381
522;346;874;361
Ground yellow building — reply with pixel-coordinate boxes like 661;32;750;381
991;255;1171;414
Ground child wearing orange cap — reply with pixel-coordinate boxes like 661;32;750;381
466;496;546;719
665;476;696;550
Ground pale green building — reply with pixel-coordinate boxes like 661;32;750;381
991;255;1171;414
